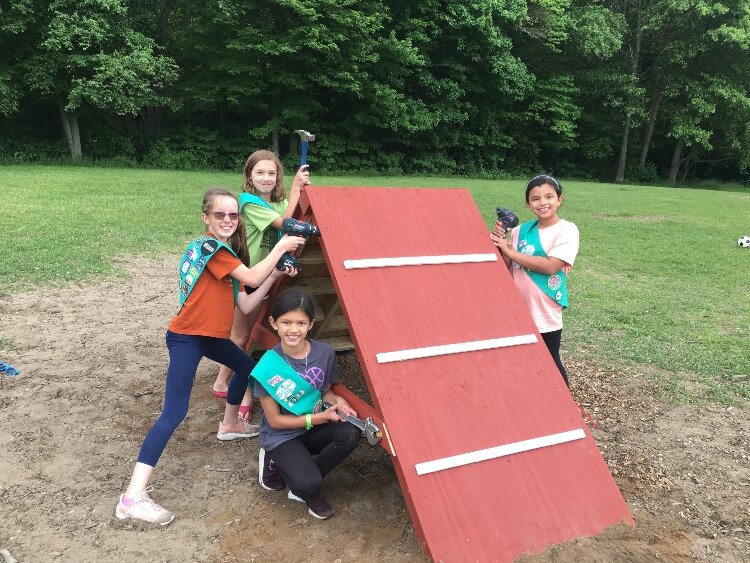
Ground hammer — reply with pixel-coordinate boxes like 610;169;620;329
294;129;315;166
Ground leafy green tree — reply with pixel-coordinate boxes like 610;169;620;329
21;0;177;158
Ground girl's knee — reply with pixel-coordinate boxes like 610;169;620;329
336;424;363;450
288;472;322;496
155;409;188;435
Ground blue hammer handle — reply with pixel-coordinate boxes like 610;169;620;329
300;141;308;166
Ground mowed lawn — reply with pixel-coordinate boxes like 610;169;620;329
2;165;749;402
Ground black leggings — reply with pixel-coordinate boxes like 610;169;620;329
541;329;568;387
268;422;361;501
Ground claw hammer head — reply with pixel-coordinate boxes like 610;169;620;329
294;129;315;166
294;129;315;142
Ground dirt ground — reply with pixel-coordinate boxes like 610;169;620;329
1;255;749;563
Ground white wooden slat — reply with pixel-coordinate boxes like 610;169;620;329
415;429;587;476
376;334;538;364
344;253;497;270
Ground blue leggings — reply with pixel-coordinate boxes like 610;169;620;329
137;331;254;467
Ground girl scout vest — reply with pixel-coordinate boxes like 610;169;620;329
178;236;240;310
238;192;283;236
251;350;322;415
517;220;569;308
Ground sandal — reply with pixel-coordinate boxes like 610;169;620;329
0;362;20;376
211;388;228;398
238;405;252;420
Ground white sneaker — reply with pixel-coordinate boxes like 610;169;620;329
287;490;333;519
217;419;260;441
259;448;286;491
114;487;174;526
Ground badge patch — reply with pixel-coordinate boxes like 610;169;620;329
181;260;191;274
275;379;296;401
555;291;563;301
521;244;536;255
185;274;194;286
187;247;199;261
267;375;284;387
201;240;218;255
548;275;562;290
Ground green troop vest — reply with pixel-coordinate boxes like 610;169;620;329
517;220;569;308
178;236;240;310
238;192;283;238
251;350;322;415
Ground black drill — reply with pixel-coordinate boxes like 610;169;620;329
276;218;320;271
496;207;519;232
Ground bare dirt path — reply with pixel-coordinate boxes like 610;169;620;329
1;256;748;562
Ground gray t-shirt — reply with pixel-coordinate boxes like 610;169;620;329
254;339;339;451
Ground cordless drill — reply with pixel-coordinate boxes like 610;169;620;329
496;207;519;232
276;218;320;271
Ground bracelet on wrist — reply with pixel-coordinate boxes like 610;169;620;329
305;413;313;430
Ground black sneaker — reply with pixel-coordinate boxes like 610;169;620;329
258;448;286;491
304;493;334;520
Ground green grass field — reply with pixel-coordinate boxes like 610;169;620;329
2;165;749;403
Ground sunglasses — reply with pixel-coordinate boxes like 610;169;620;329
210;211;240;221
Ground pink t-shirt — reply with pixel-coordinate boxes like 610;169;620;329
509;219;579;332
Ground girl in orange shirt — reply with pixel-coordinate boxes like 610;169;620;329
114;187;304;525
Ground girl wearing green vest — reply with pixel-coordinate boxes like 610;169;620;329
115;188;304;525
490;174;580;386
253;289;361;520
212;150;311;422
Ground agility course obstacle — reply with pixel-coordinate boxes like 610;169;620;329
248;186;633;562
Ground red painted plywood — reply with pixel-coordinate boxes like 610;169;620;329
304;186;633;561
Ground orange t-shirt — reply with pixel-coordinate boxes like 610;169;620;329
168;247;241;338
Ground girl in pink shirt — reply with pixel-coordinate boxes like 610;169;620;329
490;174;579;386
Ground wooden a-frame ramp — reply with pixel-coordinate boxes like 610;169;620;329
248;186;634;562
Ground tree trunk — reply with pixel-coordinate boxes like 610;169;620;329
270;106;279;154
58;99;82;160
144;107;162;137
218;95;226;135
615;114;631;183
668;137;684;185
615;0;643;183
124;115;145;156
679;148;695;181
639;85;663;166
288;134;297;157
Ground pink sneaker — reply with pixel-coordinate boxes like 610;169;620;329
217;419;260;441
114;487;174;525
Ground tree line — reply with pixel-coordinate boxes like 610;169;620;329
2;0;749;184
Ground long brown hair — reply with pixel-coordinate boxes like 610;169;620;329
242;150;286;203
202;187;251;266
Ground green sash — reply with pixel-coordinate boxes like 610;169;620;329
251;350;322;415
517;220;569;308
178;236;240;310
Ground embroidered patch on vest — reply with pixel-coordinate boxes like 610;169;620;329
548;275;562;291
201;239;218;255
